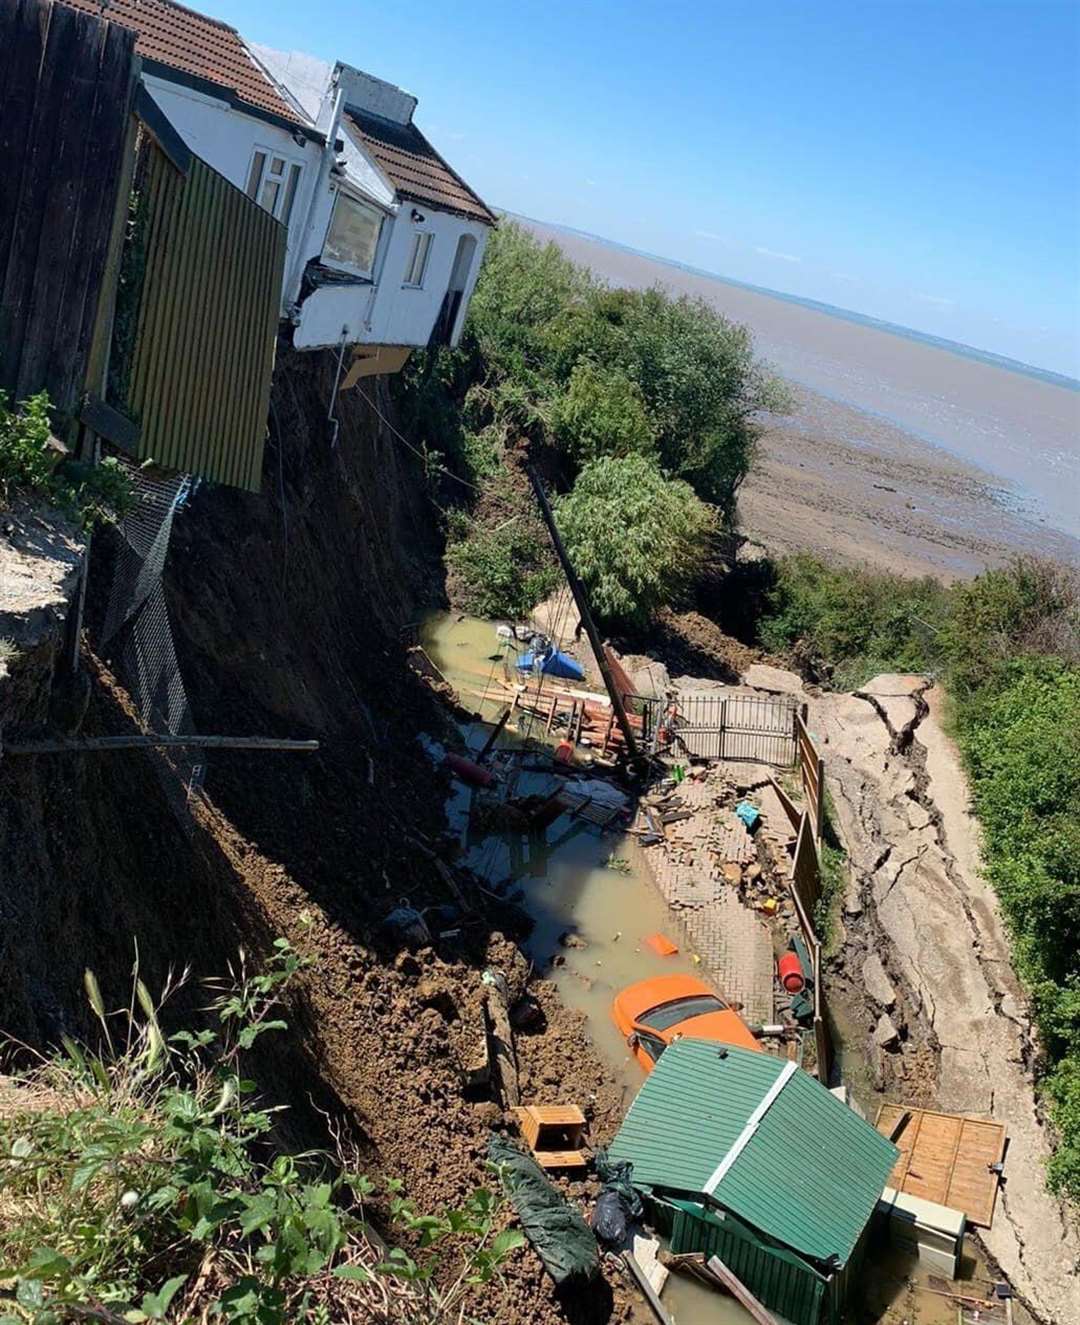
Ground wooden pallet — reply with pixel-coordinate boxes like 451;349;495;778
556;791;625;827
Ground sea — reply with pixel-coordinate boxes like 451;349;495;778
514;215;1080;546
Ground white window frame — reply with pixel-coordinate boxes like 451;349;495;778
245;146;305;227
321;190;389;280
403;231;433;289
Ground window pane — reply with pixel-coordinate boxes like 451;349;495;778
270;156;286;176
637;995;727;1032
246;151;266;199
324;194;382;274
281;164;302;227
405;232;432;286
260;178;281;215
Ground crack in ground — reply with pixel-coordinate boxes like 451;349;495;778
835;679;1062;1321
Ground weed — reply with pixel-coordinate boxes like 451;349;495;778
0;391;134;530
0;944;522;1323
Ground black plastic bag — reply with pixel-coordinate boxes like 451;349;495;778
488;1134;599;1285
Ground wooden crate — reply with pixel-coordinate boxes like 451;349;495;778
513;1105;588;1169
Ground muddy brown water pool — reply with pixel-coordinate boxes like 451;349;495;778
422;613;1033;1325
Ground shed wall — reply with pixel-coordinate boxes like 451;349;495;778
124;142;285;490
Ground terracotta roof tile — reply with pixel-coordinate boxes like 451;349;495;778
61;0;304;126
346;109;495;226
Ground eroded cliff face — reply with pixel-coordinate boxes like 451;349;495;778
0;346;451;1050
0;349;636;1325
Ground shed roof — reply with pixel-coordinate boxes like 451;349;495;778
61;0;305;126
608;1040;898;1267
344;109;496;226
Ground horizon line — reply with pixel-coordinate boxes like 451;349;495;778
500;208;1080;393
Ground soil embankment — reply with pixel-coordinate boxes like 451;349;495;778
0;347;641;1323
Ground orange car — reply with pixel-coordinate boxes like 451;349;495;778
612;973;762;1072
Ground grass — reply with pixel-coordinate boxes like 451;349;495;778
0;945;523;1324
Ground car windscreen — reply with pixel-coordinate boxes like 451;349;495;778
637;994;727;1032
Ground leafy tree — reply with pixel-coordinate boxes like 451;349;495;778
549;360;657;463
546;285;788;518
555;455;716;624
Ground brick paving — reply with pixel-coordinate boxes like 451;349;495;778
639;772;776;1025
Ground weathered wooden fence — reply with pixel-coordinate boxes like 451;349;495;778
787;812;834;1083
796;713;825;842
0;0;136;423
639;691;799;766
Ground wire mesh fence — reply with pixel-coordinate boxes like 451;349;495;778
97;459;202;825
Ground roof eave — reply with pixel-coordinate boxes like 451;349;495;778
141;57;325;143
395;188;496;227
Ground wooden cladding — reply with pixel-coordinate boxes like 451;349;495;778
121;138;286;491
0;0;136;420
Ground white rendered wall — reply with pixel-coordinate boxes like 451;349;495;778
142;76;322;299
293;208;488;351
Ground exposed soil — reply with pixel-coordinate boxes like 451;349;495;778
617;607;761;686
0;349;645;1323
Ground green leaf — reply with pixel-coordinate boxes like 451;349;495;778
238;1193;278;1236
140;1274;187;1320
490;1229;526;1259
11;1135;32;1159
22;1247;71;1282
15;1278;44;1310
331;1264;373;1282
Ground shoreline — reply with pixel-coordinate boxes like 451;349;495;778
740;382;1080;581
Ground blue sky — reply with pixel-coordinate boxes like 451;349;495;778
216;0;1080;377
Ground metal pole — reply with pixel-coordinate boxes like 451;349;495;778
3;734;319;756
525;466;643;769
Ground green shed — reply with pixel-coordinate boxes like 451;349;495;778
608;1040;898;1325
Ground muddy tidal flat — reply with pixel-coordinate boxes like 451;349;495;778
741;384;1080;579
520;215;1080;580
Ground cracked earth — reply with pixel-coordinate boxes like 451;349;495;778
802;672;1080;1322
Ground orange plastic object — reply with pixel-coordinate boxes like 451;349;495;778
644;933;679;956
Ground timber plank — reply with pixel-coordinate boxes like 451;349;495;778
0;0;50;387
57;15;137;409
5;1;87;401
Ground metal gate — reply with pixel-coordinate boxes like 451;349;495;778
632;691;798;767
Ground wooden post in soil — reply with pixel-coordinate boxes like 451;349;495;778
525;466;645;772
482;970;520;1108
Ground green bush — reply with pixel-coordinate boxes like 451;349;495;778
555;455;716;625
756;553;948;686
0;390;134;529
397;222;786;627
549;360;656;463
0;947;523;1324
446;514;559;620
545;285;788;519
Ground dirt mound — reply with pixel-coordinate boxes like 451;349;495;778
2;349;640;1323
618;608;759;685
